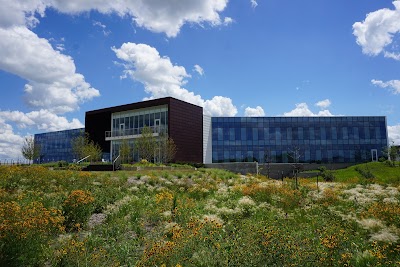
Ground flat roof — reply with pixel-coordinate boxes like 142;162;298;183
85;97;202;115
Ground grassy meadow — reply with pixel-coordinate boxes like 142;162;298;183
1;163;400;266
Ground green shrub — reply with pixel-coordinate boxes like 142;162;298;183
0;200;64;266
355;166;375;179
62;190;95;231
384;160;396;167
318;166;336;182
67;164;84;171
58;160;69;167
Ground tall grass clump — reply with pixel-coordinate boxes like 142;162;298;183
0;199;65;266
63;190;95;231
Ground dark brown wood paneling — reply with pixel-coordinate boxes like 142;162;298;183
85;110;112;153
168;98;203;163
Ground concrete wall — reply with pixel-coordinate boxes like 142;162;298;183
121;166;195;171
205;162;354;179
258;163;354;178
205;162;258;175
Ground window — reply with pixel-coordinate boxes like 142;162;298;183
139;115;143;128
241;128;247;141
342;127;348;140
309;127;315;140
298;127;304;140
275;127;281;141
229;128;235;141
286;127;292;140
253;128;258;141
331;127;337;140
218;128;223;140
320;127;326;140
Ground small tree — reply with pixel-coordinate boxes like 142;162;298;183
71;135;86;160
135;126;156;162
318;166;335;182
71;133;102;162
288;146;303;189
389;143;398;164
382;141;399;167
159;133;177;164
21;136;41;164
120;139;132;164
264;148;271;178
84;141;102;162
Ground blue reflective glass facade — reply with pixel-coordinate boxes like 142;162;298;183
211;117;388;163
34;128;85;163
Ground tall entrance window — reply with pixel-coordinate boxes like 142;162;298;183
119;123;125;136
371;149;378;162
155;119;161;133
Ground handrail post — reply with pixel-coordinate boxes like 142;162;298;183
113;154;120;171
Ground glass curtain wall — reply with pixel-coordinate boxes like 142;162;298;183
34;128;85;163
110;105;168;160
211;117;388;163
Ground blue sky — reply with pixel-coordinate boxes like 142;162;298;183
0;0;400;160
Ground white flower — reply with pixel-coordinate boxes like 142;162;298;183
370;229;399;243
128;186;139;192
162;210;172;218
164;222;180;235
203;214;224;225
357;218;384;230
238;196;256;207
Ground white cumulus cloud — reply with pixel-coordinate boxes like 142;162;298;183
223;17;234;25
0;119;25;160
371;79;400;95
0;110;34;128
250;0;258;9
194;64;204;76
0;110;84;132
283;103;333;117
0;26;100;114
57;0;229;37
0;25;96;159
353;1;400;58
2;0;227;38
0;110;83;160
93;20;111;36
112;42;237;116
384;51;400;60
315;99;331;109
0;0;47;28
388;124;400;145
204;96;237;117
245;106;265;117
25;110;84;132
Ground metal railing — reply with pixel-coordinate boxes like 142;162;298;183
0;159;31;165
105;125;166;139
113;154;121;171
76;155;90;164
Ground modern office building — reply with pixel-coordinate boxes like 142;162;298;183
85;97;203;163
34;97;389;165
34;128;84;163
209;116;388;164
